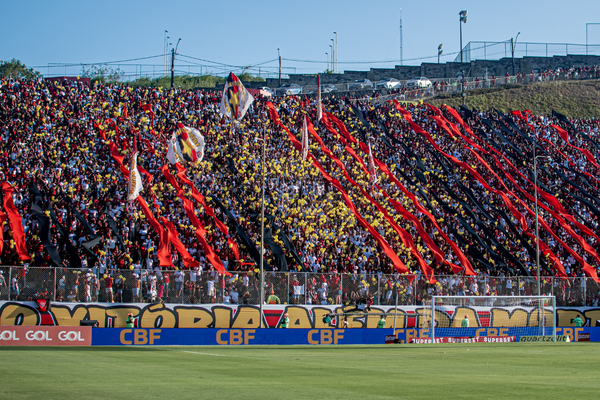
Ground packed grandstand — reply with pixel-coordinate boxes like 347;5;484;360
1;72;600;307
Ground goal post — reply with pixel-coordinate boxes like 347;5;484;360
428;295;556;342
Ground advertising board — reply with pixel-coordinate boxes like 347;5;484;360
91;328;392;346
0;326;91;346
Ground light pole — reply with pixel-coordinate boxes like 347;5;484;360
331;38;335;73
533;142;549;297
459;10;468;63
164;30;168;76
586;23;600;55
511;32;521;76
326;52;329;72
333;32;338;73
438;43;443;64
259;134;266;328
329;44;333;72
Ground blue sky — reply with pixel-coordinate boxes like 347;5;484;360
2;0;600;79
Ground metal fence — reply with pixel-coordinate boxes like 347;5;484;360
1;266;597;307
317;67;600;105
455;41;600;63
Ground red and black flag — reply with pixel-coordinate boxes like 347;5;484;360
219;72;254;122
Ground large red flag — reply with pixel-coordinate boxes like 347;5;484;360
2;183;31;261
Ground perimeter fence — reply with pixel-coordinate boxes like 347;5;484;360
1;266;597;308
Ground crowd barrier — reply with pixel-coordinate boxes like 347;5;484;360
1;266;597;308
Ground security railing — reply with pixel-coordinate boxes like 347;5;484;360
1;266;598;308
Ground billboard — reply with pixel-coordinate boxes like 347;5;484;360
91;328;390;346
0;326;91;346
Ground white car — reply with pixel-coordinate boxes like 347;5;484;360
257;87;274;97
376;78;400;89
348;79;374;90
406;77;432;89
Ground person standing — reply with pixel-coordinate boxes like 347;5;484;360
11;275;19;300
280;313;290;328
267;290;281;304
174;270;184;298
162;272;170;300
126;313;134;328
84;279;92;302
377;315;386;329
573;315;584;327
461;314;470;328
104;274;114;303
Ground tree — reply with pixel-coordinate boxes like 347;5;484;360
81;64;124;84
0;59;41;79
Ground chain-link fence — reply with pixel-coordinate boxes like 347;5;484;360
1;266;598;307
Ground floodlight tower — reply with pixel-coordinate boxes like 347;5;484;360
459;10;468;63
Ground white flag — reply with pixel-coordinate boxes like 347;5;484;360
220;72;254;122
166;133;181;165
167;123;206;165
302;114;309;160
127;137;143;202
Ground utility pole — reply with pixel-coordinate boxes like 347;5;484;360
438;44;443;64
171;38;181;89
170;48;175;88
511;32;521;76
278;48;282;86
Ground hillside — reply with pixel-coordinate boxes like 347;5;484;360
429;79;600;119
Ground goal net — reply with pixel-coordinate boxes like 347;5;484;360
423;296;556;343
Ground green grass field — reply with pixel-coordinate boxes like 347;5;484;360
0;343;598;399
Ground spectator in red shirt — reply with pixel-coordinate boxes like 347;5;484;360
104;274;114;303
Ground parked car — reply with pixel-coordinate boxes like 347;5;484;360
348;79;374;90
257;87;274;97
375;78;400;89
275;84;302;96
309;84;338;94
247;87;274;98
406;77;432;89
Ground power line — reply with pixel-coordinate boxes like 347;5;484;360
31;54;165;69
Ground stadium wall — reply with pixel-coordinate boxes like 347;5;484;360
265;54;600;86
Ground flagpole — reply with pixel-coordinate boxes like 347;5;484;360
259;129;266;328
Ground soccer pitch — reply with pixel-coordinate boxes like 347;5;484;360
0;343;598;399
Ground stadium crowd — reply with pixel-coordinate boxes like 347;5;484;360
1;72;600;306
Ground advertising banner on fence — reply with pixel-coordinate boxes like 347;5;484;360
91;328;392;346
392;327;600;343
0;326;91;346
411;336;516;344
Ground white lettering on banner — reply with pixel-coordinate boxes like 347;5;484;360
0;326;91;346
58;331;85;341
26;331;52;341
410;336;517;344
0;331;19;340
